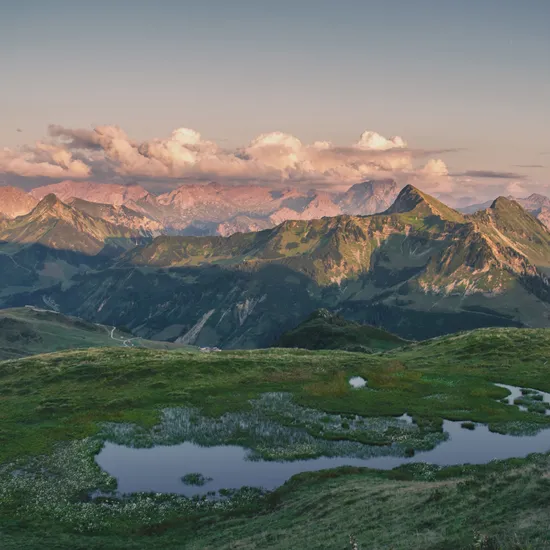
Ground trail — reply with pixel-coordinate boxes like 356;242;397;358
1;252;32;273
108;325;141;347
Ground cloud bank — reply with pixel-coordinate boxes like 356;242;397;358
1;125;450;188
1;124;537;204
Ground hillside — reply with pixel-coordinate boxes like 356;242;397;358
67;198;164;237
276;308;407;351
2;328;550;548
461;193;550;230
0;307;193;360
2;185;550;348
0;194;142;255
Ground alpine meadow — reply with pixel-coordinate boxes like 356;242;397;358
1;2;550;549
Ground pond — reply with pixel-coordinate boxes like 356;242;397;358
96;419;550;497
349;376;367;388
495;383;550;415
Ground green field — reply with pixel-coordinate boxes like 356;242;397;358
0;307;194;360
1;327;550;548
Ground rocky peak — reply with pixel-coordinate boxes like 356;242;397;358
338;178;400;215
384;185;426;214
0;186;38;218
385;185;465;223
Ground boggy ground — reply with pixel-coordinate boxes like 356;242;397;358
2;327;550;548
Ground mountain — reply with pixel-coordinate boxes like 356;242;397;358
5;185;550;348
25;179;403;236
276;308;407;351
0;195;152;302
0;186;38;218
0;194;142;255
30;180;150;205
460;193;550;230
66;198;164;237
0;307;192;360
337;178;400;215
513;193;550;228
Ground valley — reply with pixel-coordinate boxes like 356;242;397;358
2;184;550;348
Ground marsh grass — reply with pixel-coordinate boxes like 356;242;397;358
3;328;550;547
181;473;213;486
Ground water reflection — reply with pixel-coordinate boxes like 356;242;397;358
96;419;550;497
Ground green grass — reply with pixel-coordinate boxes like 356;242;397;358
0;307;194;360
3;326;550;547
276;308;407;352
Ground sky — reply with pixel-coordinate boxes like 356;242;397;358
1;0;549;204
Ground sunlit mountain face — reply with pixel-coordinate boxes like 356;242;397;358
3;185;550;349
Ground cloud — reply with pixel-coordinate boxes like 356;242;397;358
420;159;449;177
0;124;525;205
454;170;527;180
0;141;90;179
36;125;426;186
514;164;544;169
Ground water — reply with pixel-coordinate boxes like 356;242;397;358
495;383;550;415
349;376;367;388
397;413;414;424
96;419;550;497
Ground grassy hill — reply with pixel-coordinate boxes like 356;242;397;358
0;307;193;360
276;308;407;351
2;327;550;548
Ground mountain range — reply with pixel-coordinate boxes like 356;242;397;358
1;179;401;236
2;183;550;348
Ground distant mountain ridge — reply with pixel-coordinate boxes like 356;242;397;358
0;186;38;218
3;184;550;349
0;194;143;255
460;193;550;229
7;179;402;236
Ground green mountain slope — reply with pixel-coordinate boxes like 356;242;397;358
0;307;192;360
276;308;407;351
2;185;550;347
0;194;140;255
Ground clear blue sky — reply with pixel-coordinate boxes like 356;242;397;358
1;0;549;180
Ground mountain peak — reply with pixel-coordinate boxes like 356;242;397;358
349;178;398;192
384;185;427;214
40;193;61;206
337;178;400;215
490;196;522;211
32;193;66;214
385;185;465;223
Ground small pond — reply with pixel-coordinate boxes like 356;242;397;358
495;383;550;415
349;376;367;388
96;419;550;497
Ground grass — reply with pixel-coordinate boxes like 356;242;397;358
181;473;213;486
2;326;550;547
0;307;194;360
276;308;407;352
